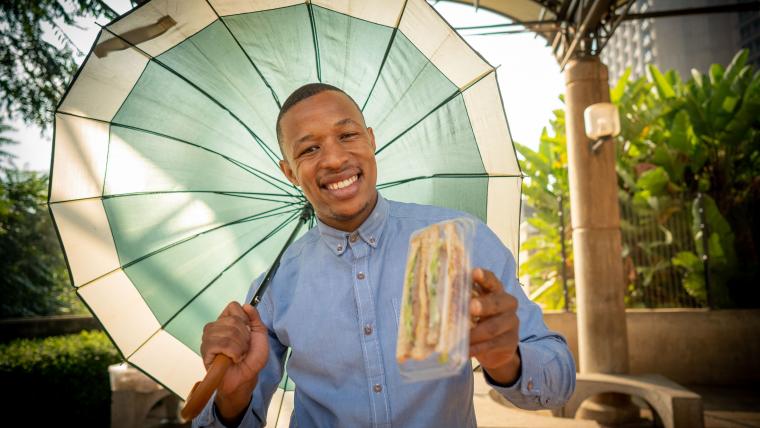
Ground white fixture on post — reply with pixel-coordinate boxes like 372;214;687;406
584;102;621;153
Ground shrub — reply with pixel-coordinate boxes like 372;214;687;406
0;330;121;426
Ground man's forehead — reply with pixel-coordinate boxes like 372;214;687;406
281;92;363;133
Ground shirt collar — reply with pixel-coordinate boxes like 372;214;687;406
316;194;389;255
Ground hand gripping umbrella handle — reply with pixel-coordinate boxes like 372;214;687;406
180;204;313;421
181;353;233;420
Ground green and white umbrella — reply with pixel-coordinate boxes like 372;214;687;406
48;0;522;405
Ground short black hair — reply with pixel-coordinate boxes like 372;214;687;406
276;83;363;157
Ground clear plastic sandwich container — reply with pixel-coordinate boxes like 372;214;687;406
396;217;476;382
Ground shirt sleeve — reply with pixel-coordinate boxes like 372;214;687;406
475;222;576;410
192;275;289;428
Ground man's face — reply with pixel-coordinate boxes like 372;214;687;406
278;90;378;232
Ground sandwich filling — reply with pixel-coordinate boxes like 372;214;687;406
397;222;466;364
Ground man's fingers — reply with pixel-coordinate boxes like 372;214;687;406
472;268;502;293
202;331;249;366
243;304;263;328
470;312;516;344
221;301;248;321
471;291;517;318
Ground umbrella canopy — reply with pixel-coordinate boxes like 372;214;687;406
48;0;522;401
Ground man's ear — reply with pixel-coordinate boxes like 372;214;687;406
367;127;376;152
279;159;299;187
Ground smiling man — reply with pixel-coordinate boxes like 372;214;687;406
193;83;576;428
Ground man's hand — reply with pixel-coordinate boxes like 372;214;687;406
469;268;521;385
200;302;269;424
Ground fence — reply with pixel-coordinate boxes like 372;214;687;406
547;193;713;309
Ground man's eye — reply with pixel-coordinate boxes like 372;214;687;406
299;146;318;157
341;133;359;140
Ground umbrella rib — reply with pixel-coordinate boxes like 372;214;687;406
50;190;301;206
103;190;300;204
56;110;296;195
377;173;523;189
75;204;303;291
360;0;409;112
374;69;494;156
203;0;282;109
112;120;295;195
98;25;285;173
306;1;322;82
124;209;303;361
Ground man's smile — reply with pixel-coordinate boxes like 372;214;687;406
321;171;363;199
325;174;358;190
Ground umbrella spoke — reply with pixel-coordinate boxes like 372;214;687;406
374;69;494;156
56;111;296;195
99;25;285;172
48;191;302;206
75;203;303;291
105;191;301;204
360;0;408;111
203;0;281;109
125;208;303;360
306;2;322;82
108;122;295;194
377;172;523;189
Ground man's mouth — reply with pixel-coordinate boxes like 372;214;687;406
326;174;358;191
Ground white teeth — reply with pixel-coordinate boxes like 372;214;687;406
326;175;358;191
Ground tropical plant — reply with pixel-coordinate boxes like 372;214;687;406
518;50;760;309
614;50;760;307
516;101;574;310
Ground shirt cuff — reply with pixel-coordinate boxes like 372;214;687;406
192;392;262;428
484;342;545;408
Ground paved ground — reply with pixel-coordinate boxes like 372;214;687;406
145;375;760;427
473;371;760;428
473;371;599;427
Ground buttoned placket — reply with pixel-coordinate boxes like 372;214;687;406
348;231;391;427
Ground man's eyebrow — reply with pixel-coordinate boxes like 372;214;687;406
294;133;315;146
334;118;359;127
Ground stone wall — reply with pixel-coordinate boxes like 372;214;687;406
544;309;760;386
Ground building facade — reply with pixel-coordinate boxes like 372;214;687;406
601;0;748;84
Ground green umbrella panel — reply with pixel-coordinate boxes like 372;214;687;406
48;0;522;401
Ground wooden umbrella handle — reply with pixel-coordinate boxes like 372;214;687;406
180;354;233;420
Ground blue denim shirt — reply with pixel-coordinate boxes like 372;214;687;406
194;195;575;427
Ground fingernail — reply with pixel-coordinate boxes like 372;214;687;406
471;300;481;314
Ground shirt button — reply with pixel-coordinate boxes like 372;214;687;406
364;324;373;335
527;379;534;391
373;384;382;393
349;233;358;243
369;236;376;244
357;272;365;280
337;245;343;252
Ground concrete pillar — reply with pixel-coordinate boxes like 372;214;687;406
563;57;638;424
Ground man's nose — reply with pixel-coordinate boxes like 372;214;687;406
320;139;350;169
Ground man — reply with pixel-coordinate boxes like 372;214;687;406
193;83;575;428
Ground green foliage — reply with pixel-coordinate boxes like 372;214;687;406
0;0;117;128
0;167;84;317
516;106;574;310
520;50;760;308
0;330;120;426
0;121;17;170
615;50;760;307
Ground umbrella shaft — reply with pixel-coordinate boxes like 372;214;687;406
250;204;313;307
